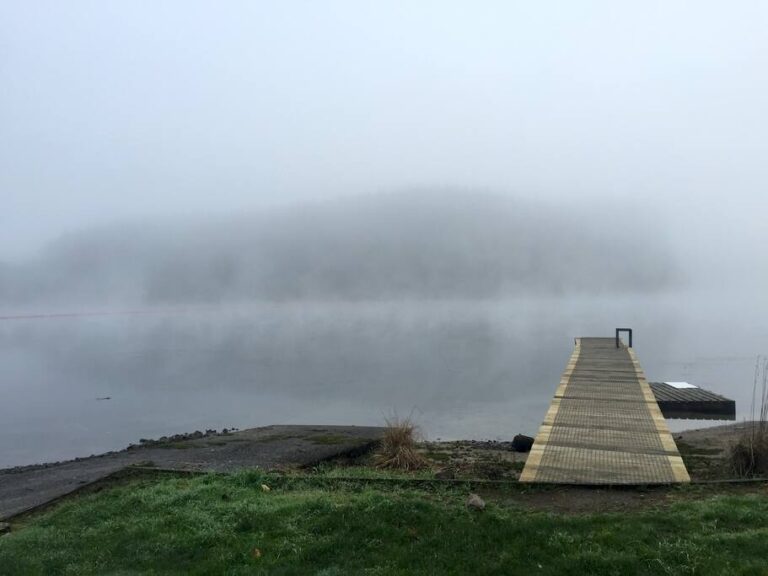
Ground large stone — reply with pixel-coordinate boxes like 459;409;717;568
466;493;485;510
512;434;534;453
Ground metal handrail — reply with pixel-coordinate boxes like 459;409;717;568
615;328;633;348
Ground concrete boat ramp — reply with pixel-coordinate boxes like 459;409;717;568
0;425;382;521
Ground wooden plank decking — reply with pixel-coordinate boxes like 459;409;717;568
520;337;690;484
649;382;736;420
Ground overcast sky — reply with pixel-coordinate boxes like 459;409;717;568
2;1;767;263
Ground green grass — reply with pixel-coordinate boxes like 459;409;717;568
676;441;724;456
424;450;452;462
307;463;437;480
308;434;352;445
1;471;768;575
254;433;300;443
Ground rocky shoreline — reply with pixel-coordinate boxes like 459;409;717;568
2;427;241;475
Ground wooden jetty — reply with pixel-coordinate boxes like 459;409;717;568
520;337;691;484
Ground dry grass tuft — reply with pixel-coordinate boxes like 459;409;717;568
374;416;427;471
730;434;768;477
729;356;768;477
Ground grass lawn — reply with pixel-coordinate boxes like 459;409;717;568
1;471;767;575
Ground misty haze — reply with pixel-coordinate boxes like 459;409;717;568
1;192;764;468
6;4;768;573
1;193;678;305
1;2;767;473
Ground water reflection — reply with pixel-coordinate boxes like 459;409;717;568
1;294;765;468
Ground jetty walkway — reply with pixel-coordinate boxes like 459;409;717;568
521;337;690;484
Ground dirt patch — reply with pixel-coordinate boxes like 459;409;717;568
486;482;768;514
417;440;527;480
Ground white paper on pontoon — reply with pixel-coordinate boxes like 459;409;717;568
664;381;698;389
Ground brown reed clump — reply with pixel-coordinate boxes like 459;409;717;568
729;356;768;477
374;416;427;471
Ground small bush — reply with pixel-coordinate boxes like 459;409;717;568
729;356;768;477
374;416;427;471
730;434;768;477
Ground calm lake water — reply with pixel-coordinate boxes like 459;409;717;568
2;291;767;468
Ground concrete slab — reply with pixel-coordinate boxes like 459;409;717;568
0;424;382;520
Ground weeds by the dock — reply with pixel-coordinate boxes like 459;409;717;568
374;416;427;471
729;355;768;476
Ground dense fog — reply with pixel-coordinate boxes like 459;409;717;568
0;193;679;306
2;2;767;466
